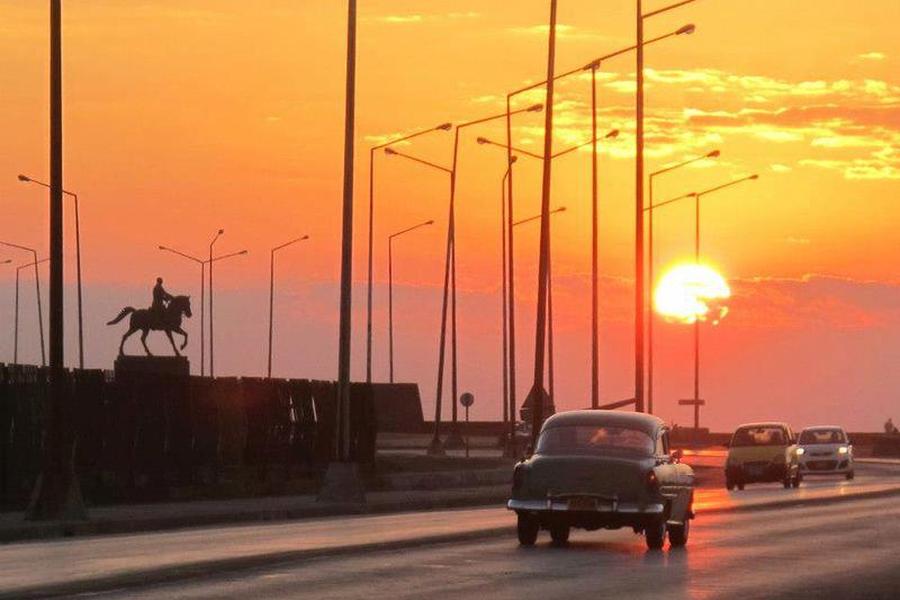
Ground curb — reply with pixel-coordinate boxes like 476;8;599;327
697;484;900;515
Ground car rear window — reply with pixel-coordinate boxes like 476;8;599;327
799;429;846;444
731;426;788;447
536;425;654;457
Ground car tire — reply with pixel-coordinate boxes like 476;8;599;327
792;473;802;488
783;475;792;489
737;481;745;491
846;471;855;481
517;513;539;546
549;523;570;545
726;478;735;491
668;519;690;547
645;518;666;550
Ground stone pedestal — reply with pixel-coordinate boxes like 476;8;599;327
114;355;190;379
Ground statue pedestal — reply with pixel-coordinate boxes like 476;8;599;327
114;355;190;379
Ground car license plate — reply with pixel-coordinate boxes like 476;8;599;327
568;497;597;511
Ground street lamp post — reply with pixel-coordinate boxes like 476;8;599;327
208;229;224;378
14;258;49;364
637;0;699;414
388;220;434;383
1;241;45;366
499;157;517;428
505;22;696;421
159;245;248;375
268;235;310;378
645;174;758;427
647;149;720;414
18;175;84;369
366;124;451;384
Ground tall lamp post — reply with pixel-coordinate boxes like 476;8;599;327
499;157;516;427
647;149;720;414
646;174;758;427
636;0;699;414
208;229;224;377
159;245;248;375
14;258;49;364
268;235;310;378
18;174;84;369
366;124;451;384
388;219;434;383
1;241;45;366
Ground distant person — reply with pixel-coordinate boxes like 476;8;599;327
886;417;898;435
151;277;173;319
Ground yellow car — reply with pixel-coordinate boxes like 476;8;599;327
725;422;801;490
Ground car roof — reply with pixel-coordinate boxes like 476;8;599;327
734;422;790;430
800;425;845;431
542;410;665;436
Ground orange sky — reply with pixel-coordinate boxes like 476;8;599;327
0;1;898;430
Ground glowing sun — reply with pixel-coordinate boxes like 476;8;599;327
655;264;731;324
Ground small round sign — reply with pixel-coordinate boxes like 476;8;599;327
460;392;475;408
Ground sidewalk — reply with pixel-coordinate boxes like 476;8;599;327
0;484;509;544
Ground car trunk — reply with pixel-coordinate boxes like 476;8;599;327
524;454;655;503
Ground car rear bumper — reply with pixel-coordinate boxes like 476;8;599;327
507;498;665;514
799;458;852;473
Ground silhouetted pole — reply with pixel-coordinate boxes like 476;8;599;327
27;0;86;521
366;124;451;384
500;158;515;426
531;0;558;447
647;149;720;414
268;235;309;378
14;258;49;364
637;1;698;414
383;147;452;454
691;175;758;428
336;0;356;464
208;228;224;377
1;242;45;366
18;175;83;369
388;220;433;383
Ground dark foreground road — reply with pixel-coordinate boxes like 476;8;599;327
3;463;899;599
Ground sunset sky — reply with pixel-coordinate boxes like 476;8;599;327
0;1;898;430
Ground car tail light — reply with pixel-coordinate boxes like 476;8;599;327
646;470;659;493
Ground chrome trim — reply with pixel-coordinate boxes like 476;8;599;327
507;499;664;514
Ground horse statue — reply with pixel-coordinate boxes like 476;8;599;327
107;295;192;357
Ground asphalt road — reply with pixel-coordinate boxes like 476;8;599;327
2;461;896;599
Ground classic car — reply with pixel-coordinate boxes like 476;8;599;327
796;426;854;479
725;422;801;490
507;410;695;550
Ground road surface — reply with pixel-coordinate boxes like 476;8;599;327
2;462;898;599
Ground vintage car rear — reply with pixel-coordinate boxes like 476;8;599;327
725;422;801;490
508;410;694;550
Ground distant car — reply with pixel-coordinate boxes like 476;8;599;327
507;410;695;550
725;422;801;490
797;426;854;480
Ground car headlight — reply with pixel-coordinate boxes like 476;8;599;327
838;446;849;455
796;448;805;455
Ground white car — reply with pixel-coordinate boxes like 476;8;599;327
796;426;854;480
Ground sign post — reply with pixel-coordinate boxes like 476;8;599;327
460;392;475;459
678;398;706;431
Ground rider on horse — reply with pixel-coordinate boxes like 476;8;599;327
152;277;174;320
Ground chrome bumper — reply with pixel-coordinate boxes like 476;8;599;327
507;498;664;514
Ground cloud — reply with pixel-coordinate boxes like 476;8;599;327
370;12;479;25
770;163;793;173
858;52;886;61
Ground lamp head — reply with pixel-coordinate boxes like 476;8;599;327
677;24;696;35
509;155;518;164
527;103;544;113
749;174;760;180
476;137;490;145
707;150;721;158
606;129;620;139
583;59;601;71
17;174;30;182
158;245;166;250
302;235;310;240
425;220;435;225
239;250;249;255
557;206;568;213
384;147;397;155
217;229;225;235
436;122;452;131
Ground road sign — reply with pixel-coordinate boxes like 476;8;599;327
678;399;706;406
460;392;475;408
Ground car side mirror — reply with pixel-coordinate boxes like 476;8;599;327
524;442;533;459
670;449;683;462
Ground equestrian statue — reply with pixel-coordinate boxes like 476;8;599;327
108;277;192;356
